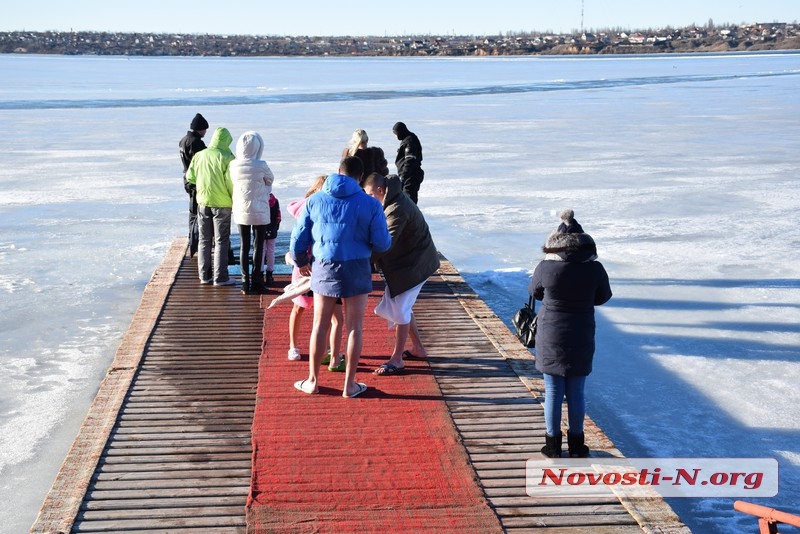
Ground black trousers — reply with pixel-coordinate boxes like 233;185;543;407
238;224;268;283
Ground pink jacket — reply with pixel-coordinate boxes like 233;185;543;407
287;198;312;308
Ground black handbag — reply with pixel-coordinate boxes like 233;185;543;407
512;296;538;348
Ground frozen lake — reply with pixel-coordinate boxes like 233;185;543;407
1;52;799;533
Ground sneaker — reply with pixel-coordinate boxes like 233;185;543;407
287;347;302;361
321;350;331;366
214;278;236;286
200;278;212;285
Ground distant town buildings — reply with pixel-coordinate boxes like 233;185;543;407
1;23;798;56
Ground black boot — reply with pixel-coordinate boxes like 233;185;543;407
265;270;274;286
250;273;267;294
541;433;562;458
241;273;251;295
567;432;590;458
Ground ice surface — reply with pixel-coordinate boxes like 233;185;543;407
1;52;799;533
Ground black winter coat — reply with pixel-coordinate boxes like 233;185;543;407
179;130;206;191
529;233;612;377
394;133;423;181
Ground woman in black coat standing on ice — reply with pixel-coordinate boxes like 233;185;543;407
529;230;612;458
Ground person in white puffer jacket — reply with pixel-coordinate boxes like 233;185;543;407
230;131;274;294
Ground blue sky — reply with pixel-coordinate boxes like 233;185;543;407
3;1;797;35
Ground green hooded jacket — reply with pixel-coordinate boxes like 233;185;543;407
186;127;235;208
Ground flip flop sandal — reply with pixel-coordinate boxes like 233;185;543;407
343;382;368;398
294;379;318;394
374;363;405;375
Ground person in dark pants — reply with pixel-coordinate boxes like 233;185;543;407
231;131;274;295
263;193;281;286
186;127;236;286
179;113;209;257
392;122;424;204
529;231;612;458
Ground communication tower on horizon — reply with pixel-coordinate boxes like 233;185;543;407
581;0;585;33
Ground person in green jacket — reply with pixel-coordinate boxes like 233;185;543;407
186;127;236;286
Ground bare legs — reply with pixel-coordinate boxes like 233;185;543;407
289;303;343;360
288;304;306;353
374;313;427;375
297;292;368;397
341;293;368;396
329;304;344;363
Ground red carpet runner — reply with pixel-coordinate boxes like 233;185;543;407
246;276;502;533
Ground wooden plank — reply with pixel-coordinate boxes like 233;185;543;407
33;245;688;533
423;258;690;533
81;496;247;511
31;239;263;533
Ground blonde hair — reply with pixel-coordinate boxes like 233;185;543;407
305;175;327;198
346;129;368;156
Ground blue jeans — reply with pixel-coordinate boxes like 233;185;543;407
197;206;232;284
542;373;586;437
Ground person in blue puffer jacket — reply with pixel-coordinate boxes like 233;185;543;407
290;156;392;398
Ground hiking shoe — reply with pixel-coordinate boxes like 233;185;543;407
288;348;302;361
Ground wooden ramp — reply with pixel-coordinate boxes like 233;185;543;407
31;238;262;534
31;238;688;533
420;261;688;533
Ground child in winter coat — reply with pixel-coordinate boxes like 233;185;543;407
262;193;281;285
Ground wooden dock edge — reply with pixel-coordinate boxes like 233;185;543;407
29;237;189;534
29;242;689;533
434;255;691;534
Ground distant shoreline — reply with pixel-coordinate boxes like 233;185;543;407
2;23;799;57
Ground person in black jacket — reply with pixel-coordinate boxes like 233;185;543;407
392;122;424;204
179;113;209;257
529;231;612;458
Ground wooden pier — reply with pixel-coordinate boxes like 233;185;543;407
30;237;688;533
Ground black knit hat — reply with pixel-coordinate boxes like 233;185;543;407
190;113;209;131
392;121;409;137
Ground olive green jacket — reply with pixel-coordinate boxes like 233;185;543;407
374;175;440;296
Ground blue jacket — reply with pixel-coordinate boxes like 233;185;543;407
290;173;391;268
529;232;612;377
